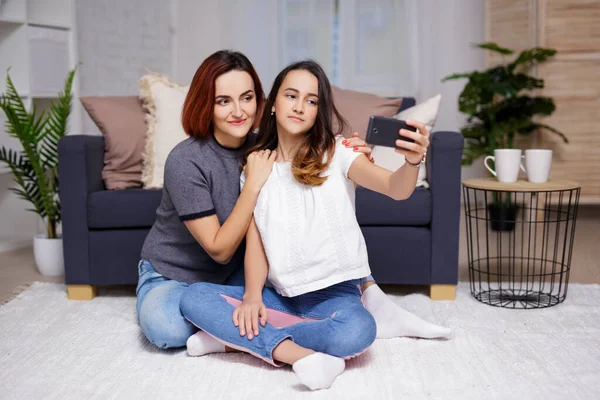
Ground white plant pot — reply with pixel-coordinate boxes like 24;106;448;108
33;234;64;277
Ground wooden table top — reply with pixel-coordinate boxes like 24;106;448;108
462;177;580;192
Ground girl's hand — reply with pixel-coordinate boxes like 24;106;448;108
342;132;374;163
244;149;277;193
232;295;268;340
395;120;430;165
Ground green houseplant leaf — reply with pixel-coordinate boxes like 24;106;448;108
0;68;76;238
476;42;514;55
442;43;567;168
509;47;557;71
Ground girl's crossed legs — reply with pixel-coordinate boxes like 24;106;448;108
180;279;376;389
180;279;376;362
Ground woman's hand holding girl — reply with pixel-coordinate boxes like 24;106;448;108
342;132;374;163
244;149;277;193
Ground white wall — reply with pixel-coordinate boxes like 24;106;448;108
0;173;39;252
77;0;173;135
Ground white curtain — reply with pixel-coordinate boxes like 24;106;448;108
175;0;281;89
278;0;418;96
337;0;419;96
279;0;336;78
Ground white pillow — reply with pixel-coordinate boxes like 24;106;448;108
139;72;190;189
370;94;441;188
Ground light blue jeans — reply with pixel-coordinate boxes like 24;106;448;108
136;260;246;349
136;259;376;350
179;280;377;365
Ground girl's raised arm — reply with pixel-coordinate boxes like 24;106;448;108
347;120;430;201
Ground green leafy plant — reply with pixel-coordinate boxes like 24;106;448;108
0;68;76;239
443;42;568;166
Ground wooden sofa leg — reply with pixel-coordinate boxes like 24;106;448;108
430;284;456;301
67;285;97;300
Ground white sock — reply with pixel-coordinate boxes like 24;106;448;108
186;331;226;357
292;352;345;391
363;284;452;340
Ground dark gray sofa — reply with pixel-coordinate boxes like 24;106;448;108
58;98;464;300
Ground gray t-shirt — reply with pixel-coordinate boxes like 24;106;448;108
141;134;251;284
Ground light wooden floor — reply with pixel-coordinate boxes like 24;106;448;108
1;206;598;304
0;247;63;304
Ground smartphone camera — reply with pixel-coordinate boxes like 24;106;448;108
373;128;378;134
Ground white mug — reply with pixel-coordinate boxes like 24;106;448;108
524;149;552;183
484;149;525;183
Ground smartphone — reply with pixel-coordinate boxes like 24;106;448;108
366;116;416;149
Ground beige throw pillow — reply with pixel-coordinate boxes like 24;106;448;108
139;72;190;189
370;94;442;188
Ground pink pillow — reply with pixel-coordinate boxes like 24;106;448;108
80;96;147;190
331;86;403;139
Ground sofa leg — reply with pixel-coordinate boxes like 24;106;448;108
67;285;98;300
430;284;456;301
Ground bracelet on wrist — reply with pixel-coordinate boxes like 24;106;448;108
404;154;425;168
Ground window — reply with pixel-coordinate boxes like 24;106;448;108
279;0;417;95
279;0;336;79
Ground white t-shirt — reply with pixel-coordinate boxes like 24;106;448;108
241;137;371;297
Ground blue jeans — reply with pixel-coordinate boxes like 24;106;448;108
136;260;245;349
179;280;377;366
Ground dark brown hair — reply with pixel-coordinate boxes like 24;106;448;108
245;60;347;186
181;50;264;138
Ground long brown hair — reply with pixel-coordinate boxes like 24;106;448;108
245;60;347;186
181;50;264;138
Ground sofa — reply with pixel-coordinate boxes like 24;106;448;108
58;97;464;301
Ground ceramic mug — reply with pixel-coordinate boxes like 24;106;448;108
523;149;552;183
484;149;525;183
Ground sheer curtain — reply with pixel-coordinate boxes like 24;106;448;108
279;0;418;96
279;0;336;79
175;0;281;89
337;0;419;96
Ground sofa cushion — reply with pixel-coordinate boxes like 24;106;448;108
88;189;162;229
331;86;404;139
139;72;190;189
88;186;431;229
80;96;147;190
355;187;431;226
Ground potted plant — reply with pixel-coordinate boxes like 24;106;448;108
0;68;76;275
443;42;568;231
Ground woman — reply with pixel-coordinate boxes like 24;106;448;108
136;50;374;350
180;60;445;390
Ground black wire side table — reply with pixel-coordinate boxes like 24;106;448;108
462;178;580;309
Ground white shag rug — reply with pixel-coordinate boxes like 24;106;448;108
1;282;599;400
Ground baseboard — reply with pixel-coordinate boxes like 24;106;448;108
0;237;32;253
